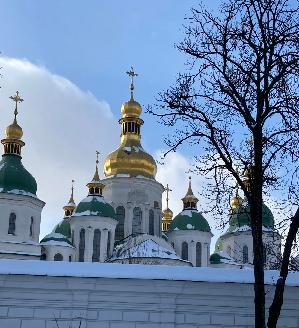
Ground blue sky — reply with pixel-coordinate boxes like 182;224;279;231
0;0;220;153
0;1;227;244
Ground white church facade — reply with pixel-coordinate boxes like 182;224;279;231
0;73;282;270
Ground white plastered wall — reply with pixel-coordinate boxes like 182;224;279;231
41;244;76;262
0;193;44;259
102;176;164;238
70;216;117;262
168;230;212;267
220;230;281;268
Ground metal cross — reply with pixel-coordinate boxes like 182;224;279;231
126;66;138;98
9;91;24;121
165;184;172;208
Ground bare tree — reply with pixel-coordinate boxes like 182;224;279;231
149;1;299;327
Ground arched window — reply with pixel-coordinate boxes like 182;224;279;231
41;253;46;261
8;213;16;235
54;253;63;261
69;255;72;262
107;231;111;258
243;245;249;263
132;207;142;235
92;229;101;262
182;242;188;261
79;229;85;262
30;217;34;237
115;206;125;241
196;242;202;267
149;209;155;235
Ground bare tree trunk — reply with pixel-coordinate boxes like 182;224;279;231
252;130;266;328
267;208;299;328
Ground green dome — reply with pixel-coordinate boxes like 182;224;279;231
53;219;71;239
40;232;73;246
0;154;37;196
228;201;274;232
168;210;211;232
73;195;116;219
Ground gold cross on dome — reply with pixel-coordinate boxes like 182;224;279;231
165;184;172;208
126;66;138;98
9;91;24;121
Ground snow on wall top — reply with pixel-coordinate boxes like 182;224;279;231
0;259;298;286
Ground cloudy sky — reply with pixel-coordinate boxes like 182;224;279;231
0;1;223;247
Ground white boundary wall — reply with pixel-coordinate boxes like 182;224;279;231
0;260;298;328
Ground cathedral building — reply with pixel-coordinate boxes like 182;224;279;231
0;72;281;269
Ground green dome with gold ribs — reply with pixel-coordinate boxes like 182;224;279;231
0;154;37;196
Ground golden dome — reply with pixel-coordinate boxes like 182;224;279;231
5;121;23;140
163;208;173;220
121;99;142;118
104;136;157;179
104;68;157;179
230;196;243;209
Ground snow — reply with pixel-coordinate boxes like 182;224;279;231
79;195;105;203
0;188;37;198
116;174;130;177
186;224;194;230
0;259;298;286
231;225;276;233
112;239;180;260
174;227;179;231
42;232;67;240
180;210;197;217
0;240;40;246
40;240;74;248
123;146;144;153
72;210;100;217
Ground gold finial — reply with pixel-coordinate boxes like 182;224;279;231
182;176;199;210
63;179;76;217
93;150;100;181
126;66;138;99
9;91;23;123
70;179;75;203
165;184;172;209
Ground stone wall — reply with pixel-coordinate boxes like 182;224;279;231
0;261;298;328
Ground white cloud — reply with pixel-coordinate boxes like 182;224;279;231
156;151;222;251
0;57;119;237
0;57;223;253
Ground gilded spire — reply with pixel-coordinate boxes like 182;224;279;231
2;91;25;156
126;66;138;100
103;69;157;179
87;150;105;196
162;184;173;232
63;179;76;217
182;176;199;210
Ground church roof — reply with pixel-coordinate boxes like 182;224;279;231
228;201;274;232
53;219;71;239
168;210;211;232
73;195;116;219
0;154;37;196
40;232;73;247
